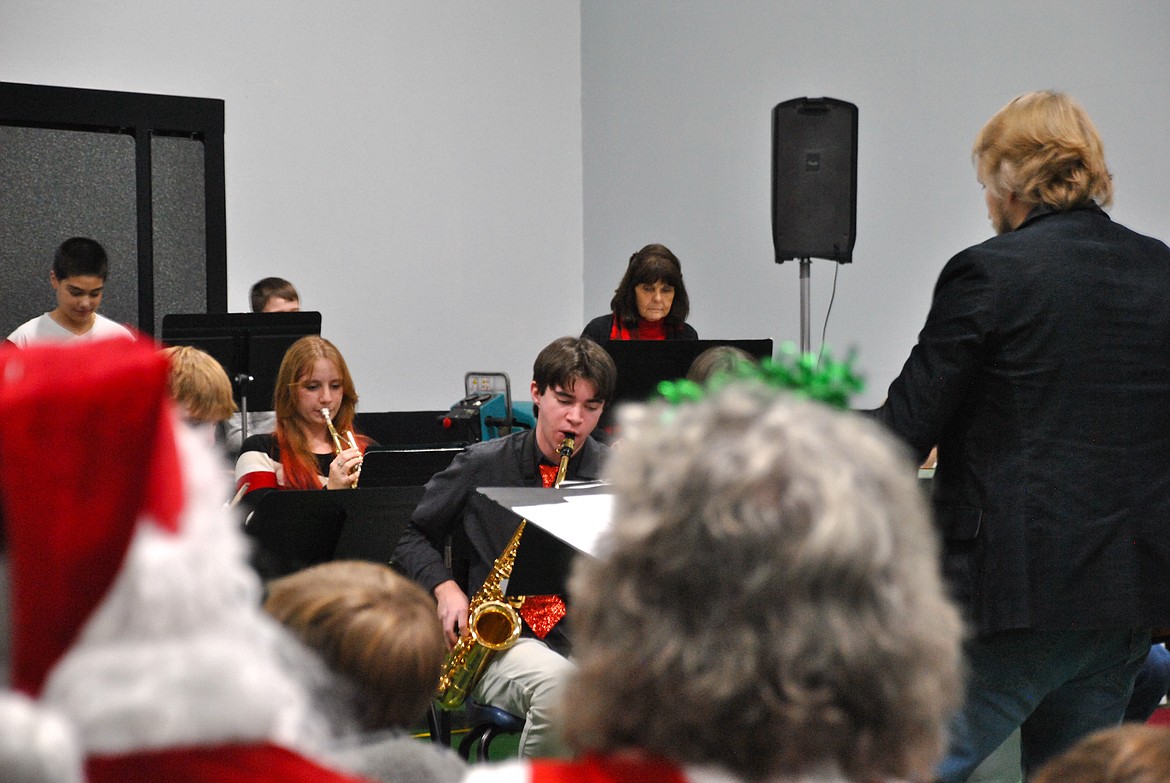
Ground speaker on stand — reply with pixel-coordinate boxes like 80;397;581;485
771;97;858;352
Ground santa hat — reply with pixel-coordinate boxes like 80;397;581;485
0;337;182;697
0;338;343;768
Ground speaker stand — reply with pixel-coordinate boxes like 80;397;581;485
799;258;812;353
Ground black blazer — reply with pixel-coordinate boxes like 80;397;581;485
875;203;1170;633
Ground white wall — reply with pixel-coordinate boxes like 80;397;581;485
582;1;1170;406
4;2;1169;412
0;0;583;412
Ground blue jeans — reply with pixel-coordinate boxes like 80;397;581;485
937;627;1150;783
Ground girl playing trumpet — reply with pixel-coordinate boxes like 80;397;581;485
235;336;373;503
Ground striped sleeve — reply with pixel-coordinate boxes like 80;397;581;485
235;448;280;496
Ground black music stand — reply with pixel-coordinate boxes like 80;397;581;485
476;485;609;597
244;490;342;580
596;339;773;438
359;445;466;488
160;311;322;441
244;485;419;580
602;338;774;406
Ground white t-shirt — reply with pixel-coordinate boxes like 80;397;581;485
6;312;135;347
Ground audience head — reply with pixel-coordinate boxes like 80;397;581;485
160;345;238;429
973;90;1112;212
51;237;109;283
250;277;301;313
609;243;690;328
0;338;333;773
563;384;963;782
686;345;754;384
264;561;446;731
1031;724;1170;783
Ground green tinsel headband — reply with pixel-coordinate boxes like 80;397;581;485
655;343;865;410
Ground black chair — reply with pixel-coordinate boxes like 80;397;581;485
458;697;525;762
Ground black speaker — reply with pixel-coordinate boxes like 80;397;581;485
771;97;858;263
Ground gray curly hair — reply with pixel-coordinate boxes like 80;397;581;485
562;384;964;781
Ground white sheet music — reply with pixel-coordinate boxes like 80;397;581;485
512;493;614;557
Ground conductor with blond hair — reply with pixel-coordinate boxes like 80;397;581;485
873;91;1170;780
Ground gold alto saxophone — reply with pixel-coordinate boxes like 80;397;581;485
436;518;526;710
433;436;576;709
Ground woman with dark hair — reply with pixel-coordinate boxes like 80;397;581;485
235;336;373;502
582;243;697;341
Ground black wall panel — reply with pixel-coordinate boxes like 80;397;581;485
0;81;226;340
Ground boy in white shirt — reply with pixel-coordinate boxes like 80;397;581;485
7;237;134;347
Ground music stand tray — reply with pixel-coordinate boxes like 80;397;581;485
359;445;466;488
245;490;343;579
244;486;419;580
332;485;424;564
475;485;611;597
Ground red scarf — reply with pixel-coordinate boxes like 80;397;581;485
609;314;668;340
531;754;688;783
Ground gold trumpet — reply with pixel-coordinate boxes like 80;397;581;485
322;407;361;488
553;435;575;488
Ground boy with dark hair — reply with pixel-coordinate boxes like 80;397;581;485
7;237;133;347
250;277;301;313
393;336;616;759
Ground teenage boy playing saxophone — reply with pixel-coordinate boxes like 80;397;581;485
393;336;615;759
